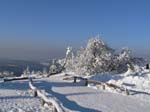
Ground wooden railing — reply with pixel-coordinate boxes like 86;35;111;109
64;76;129;95
3;76;29;82
29;78;65;112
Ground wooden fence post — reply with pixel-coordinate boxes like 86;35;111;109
125;88;129;95
53;106;57;112
146;64;149;69
33;90;37;97
74;77;76;83
85;79;88;86
40;98;45;106
102;84;105;90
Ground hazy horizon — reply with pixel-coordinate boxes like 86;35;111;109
0;0;150;61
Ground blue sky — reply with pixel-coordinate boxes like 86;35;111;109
0;0;150;60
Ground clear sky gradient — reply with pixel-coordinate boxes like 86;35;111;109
0;0;150;61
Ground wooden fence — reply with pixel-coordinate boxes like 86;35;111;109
64;76;129;95
3;76;29;82
29;78;65;112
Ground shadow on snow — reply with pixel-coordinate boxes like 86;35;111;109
34;80;102;112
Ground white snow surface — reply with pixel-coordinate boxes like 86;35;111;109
33;73;150;112
0;80;52;112
1;70;150;112
89;68;150;93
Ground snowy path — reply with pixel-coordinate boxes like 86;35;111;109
34;75;150;112
0;80;52;112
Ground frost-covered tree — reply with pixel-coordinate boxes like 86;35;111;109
49;59;58;74
22;66;30;76
0;71;14;78
65;37;114;75
115;48;133;73
42;67;48;76
59;36;144;76
65;46;74;71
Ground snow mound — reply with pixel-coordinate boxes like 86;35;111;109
89;68;150;94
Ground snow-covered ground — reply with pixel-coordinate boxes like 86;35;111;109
89;68;150;95
0;80;52;112
1;69;150;112
34;72;150;112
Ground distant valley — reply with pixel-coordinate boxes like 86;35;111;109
0;59;49;76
